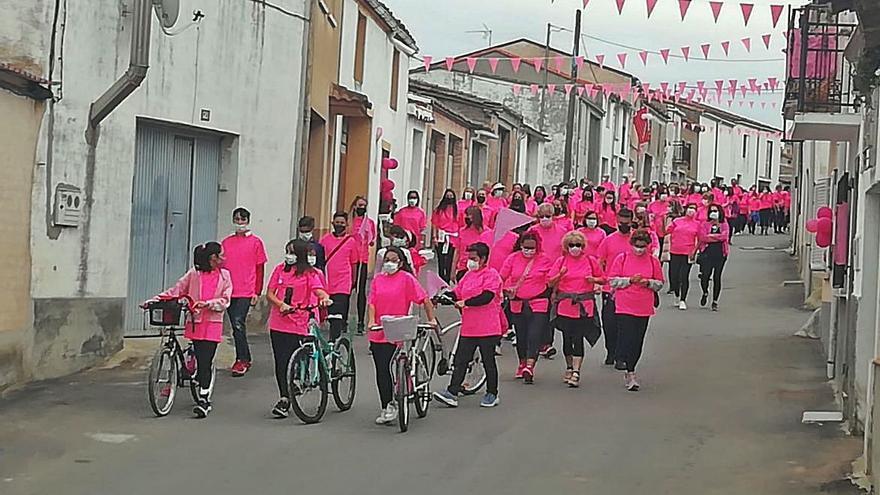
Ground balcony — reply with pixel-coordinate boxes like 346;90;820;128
784;5;859;121
672;141;691;167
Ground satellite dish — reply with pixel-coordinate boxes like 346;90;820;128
153;0;180;29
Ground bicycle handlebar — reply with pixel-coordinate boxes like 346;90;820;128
142;295;195;312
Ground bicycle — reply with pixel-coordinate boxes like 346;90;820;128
286;306;356;424
423;292;487;395
142;296;216;417
373;316;435;433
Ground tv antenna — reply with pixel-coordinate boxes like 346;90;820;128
465;24;493;47
151;0;204;36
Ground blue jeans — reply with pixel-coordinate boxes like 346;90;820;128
227;298;252;362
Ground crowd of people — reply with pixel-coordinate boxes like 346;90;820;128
150;175;791;421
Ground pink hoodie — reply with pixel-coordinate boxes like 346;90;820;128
698;221;731;257
159;268;233;342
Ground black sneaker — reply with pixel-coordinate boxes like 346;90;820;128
193;401;212;418
604;355;615;366
544;347;557;359
356;323;365;336
711;302;719;312
272;398;290;418
700;293;708;307
614;360;628;371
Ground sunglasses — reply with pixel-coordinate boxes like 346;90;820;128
538;215;553;219
569;243;584;248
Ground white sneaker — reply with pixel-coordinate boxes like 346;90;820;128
627;373;641;392
678;301;687;311
375;404;397;425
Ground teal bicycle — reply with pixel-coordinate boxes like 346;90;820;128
287;306;356;424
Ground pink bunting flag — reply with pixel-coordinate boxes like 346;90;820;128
617;53;628;68
466;57;478;73
639;51;649;66
589;86;600;99
647;90;655;103
423;270;449;298
701;44;711;59
564;84;574;96
739;85;748;98
677;81;687;95
770;4;784;28
699;87;709;100
740;3;754;26
575;56;585;72
583;0;590;7
681;46;691;61
715;80;724;101
512;84;521;96
660;82;670;95
620;85;631;99
603;84;613;96
696;80;706;93
530;84;540;96
493;208;535;243
741;37;752;53
554;56;565;73
511;58;522;73
771;102;778;109
423;56;433;72
487;57;500;74
749;101;755;108
686;90;696;104
762;34;772;49
709;1;723;22
616;0;626;14
761;102;767;109
596;54;605;68
739;101;744;108
641;83;651;95
547;84;557;96
445;57;455;71
678;0;692;20
577;85;586;96
721;41;730;56
660;48;670;64
532;58;544;73
727;100;733;108
646;0;659;18
767;77;779;91
748;78;759;92
728;79;738;96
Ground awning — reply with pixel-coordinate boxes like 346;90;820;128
330;84;372;118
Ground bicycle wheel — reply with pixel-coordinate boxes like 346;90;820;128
395;356;410;433
413;351;431;419
288;345;329;424
331;337;356;411
461;347;487;396
147;347;178;417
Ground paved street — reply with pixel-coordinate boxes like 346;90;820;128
0;236;862;495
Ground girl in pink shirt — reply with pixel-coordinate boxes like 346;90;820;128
265;239;332;419
573;189;597;225
548;231;606;387
453;206;486;281
500;232;553;383
607;230;664;391
578;211;607;258
367;246;436;424
394;190;428;246
434;242;503;409
456;187;476;228
758;187;774;235
666;203;701;310
598;191;619;233
154;242;232;418
432;189;459;283
697;204;730;312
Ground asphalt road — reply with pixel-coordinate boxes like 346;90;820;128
0;235;862;495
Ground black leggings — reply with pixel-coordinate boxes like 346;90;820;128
270;331;303;398
448;336;499;396
759;209;772;234
700;256;727;302
192;340;218;391
511;306;547;361
328;293;350;341
668;254;692;301
555;316;585;358
616;315;650;372
436;243;455;283
355;263;368;327
370;342;396;408
601;293;619;360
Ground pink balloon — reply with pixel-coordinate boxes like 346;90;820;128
816;217;833;248
805;219;818;233
380;179;395;193
817;207;833;219
380;191;394;203
382;158;399;170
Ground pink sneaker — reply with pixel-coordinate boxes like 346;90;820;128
515;361;526;379
522;364;535;384
230;360;248;377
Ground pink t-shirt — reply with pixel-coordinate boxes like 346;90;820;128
432;208;459;236
528;221;570;261
486;196;508;210
499;252;553;313
456;200;475;229
648;199;668;217
189;270;224;342
266;264;325;335
699;221;731;257
367;270;427;344
221;233;268;298
351;216;377;263
596;231;633;293
454;227;485;271
759;193;774;209
579;227;607;258
667;217;702;256
549;254;604;318
608;251;664;317
319;234;358;295
478;205;498;229
481;230;517;273
598;204;618;228
573;200;596;223
454;267;504;337
394;206;427;240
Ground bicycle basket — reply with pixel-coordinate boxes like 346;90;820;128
380;315;418;342
146;300;184;327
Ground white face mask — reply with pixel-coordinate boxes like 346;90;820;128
466;259;480;272
701;187;709;193
605;197;614;204
284;254;297;265
234;222;250;233
561;188;570;195
636;207;647;214
391;238;408;248
307;255;317;266
382;261;400;274
522;248;537;258
660;194;668;201
709;211;720;220
702;200;711;206
298;231;313;241
408;198;418;207
493;190;504;198
539;217;553;227
686;209;697;217
568;246;583;257
463;192;474;200
633;246;647;256
585;219;598;229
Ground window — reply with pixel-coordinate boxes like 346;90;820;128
390;49;400;111
765;141;773;178
354;12;367;84
742;134;749;158
620;110;628;155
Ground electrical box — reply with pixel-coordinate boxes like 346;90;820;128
54;184;83;228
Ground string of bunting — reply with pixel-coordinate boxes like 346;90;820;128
567;0;787;28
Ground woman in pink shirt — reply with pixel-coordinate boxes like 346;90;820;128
434;242;503;408
432;189;459;283
367;246;436;424
394;190;427;245
500;232;553;383
453;206;486;281
154;242;232;418
608;230;664;391
265;239;332;419
350;196;376;335
548;231;606;387
758;186;774;235
578;211;607;258
573;189;597;225
697;204;730;312
528;203;569;262
598;191;619;234
666;203;701;310
457;187;476;228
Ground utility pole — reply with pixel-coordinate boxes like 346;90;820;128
538;23;552;132
562;9;582;183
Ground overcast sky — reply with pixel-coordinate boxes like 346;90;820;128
385;0;811;127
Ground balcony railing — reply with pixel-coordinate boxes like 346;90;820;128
784;5;858;119
672;141;691;167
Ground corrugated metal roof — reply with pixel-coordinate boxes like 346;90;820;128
362;0;418;51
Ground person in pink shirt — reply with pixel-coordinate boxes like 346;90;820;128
649;190;670;254
153;242;232;418
600;175;616;194
772;184;786;234
596;208;636;368
548;231;606;387
573;188;597;225
350;196;376;335
508;190;527;215
457;187;476;228
696;193;713;222
474;189;498;230
526;186;548;216
434;242;503;408
666;203;701;310
578;211;607;258
598;191;619;234
481;229;519;273
487;183;508;210
528;203;569;263
697;204;730;312
453;206;486;281
747;188;762;235
758;186;774;235
265;239;332;419
781;185;792;232
618;177;633;207
367;246;436;424
552;199;574;231
319;212;359;341
221;207;268;377
432;189;459;283
500;232;553;383
608;229;664;391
